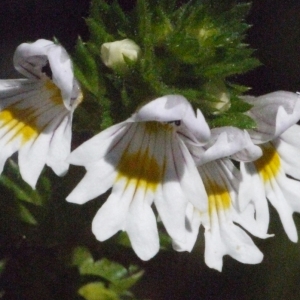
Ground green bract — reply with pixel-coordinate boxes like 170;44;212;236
74;0;259;129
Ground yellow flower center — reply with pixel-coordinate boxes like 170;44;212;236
116;148;164;192
144;121;173;134
253;143;280;182
115;122;172;192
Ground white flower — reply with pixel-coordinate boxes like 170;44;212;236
240;130;300;242
66;95;210;260
0;39;82;188
100;39;141;70
239;91;300;242
193;126;263;166
241;91;300;144
173;126;269;271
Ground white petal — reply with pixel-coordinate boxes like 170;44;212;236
233;203;273;239
274;125;300;179
243;91;300;143
177;138;208;211
172;203;201;252
133;95;210;144
204;221;263;271
155;181;187;242
18;134;50;188
196;127;262;165
266;176;298;242
46;114;72;176
239;162;270;236
133;95;192;123
92;178;134;241
13;39;77;110
13;39;54;79
125;189;159;260
197;159;263;270
68;121;131;166
140;121;188;242
18;108;67;188
66;160;116;204
0;79;42;105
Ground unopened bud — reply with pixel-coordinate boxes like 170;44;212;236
100;39;141;71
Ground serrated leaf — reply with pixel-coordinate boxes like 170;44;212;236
229;96;253;113
74;38;100;95
86;18;114;44
209;112;256;129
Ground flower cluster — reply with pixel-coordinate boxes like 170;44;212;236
2;39;300;272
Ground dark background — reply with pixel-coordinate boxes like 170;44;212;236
1;1;300;299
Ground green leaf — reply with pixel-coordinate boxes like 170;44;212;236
72;247;143;298
74;38;101;96
72;247;142;283
78;282;119;300
81;258;128;282
72;246;94;268
110;269;144;295
17;203;38;225
228;95;253;113
209;112;256;129
0;160;48;207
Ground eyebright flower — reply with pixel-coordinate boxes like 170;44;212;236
66;95;210;260
0;39;82;188
100;39;141;71
239;91;300;242
241;91;300;144
174;127;268;271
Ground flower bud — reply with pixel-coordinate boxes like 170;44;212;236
204;80;231;114
100;39;141;71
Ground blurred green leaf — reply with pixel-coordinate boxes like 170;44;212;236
0;160;44;206
81;257;128;282
72;247;143;298
0;160;51;225
78;282;119;300
17;203;38;225
0;259;6;276
110;269;144;295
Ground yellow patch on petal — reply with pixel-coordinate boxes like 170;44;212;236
0;79;64;145
205;180;231;216
0;107;38;145
254;143;280;182
144;121;172;134
116;148;164;192
44;79;63;105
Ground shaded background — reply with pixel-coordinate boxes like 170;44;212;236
1;1;300;299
